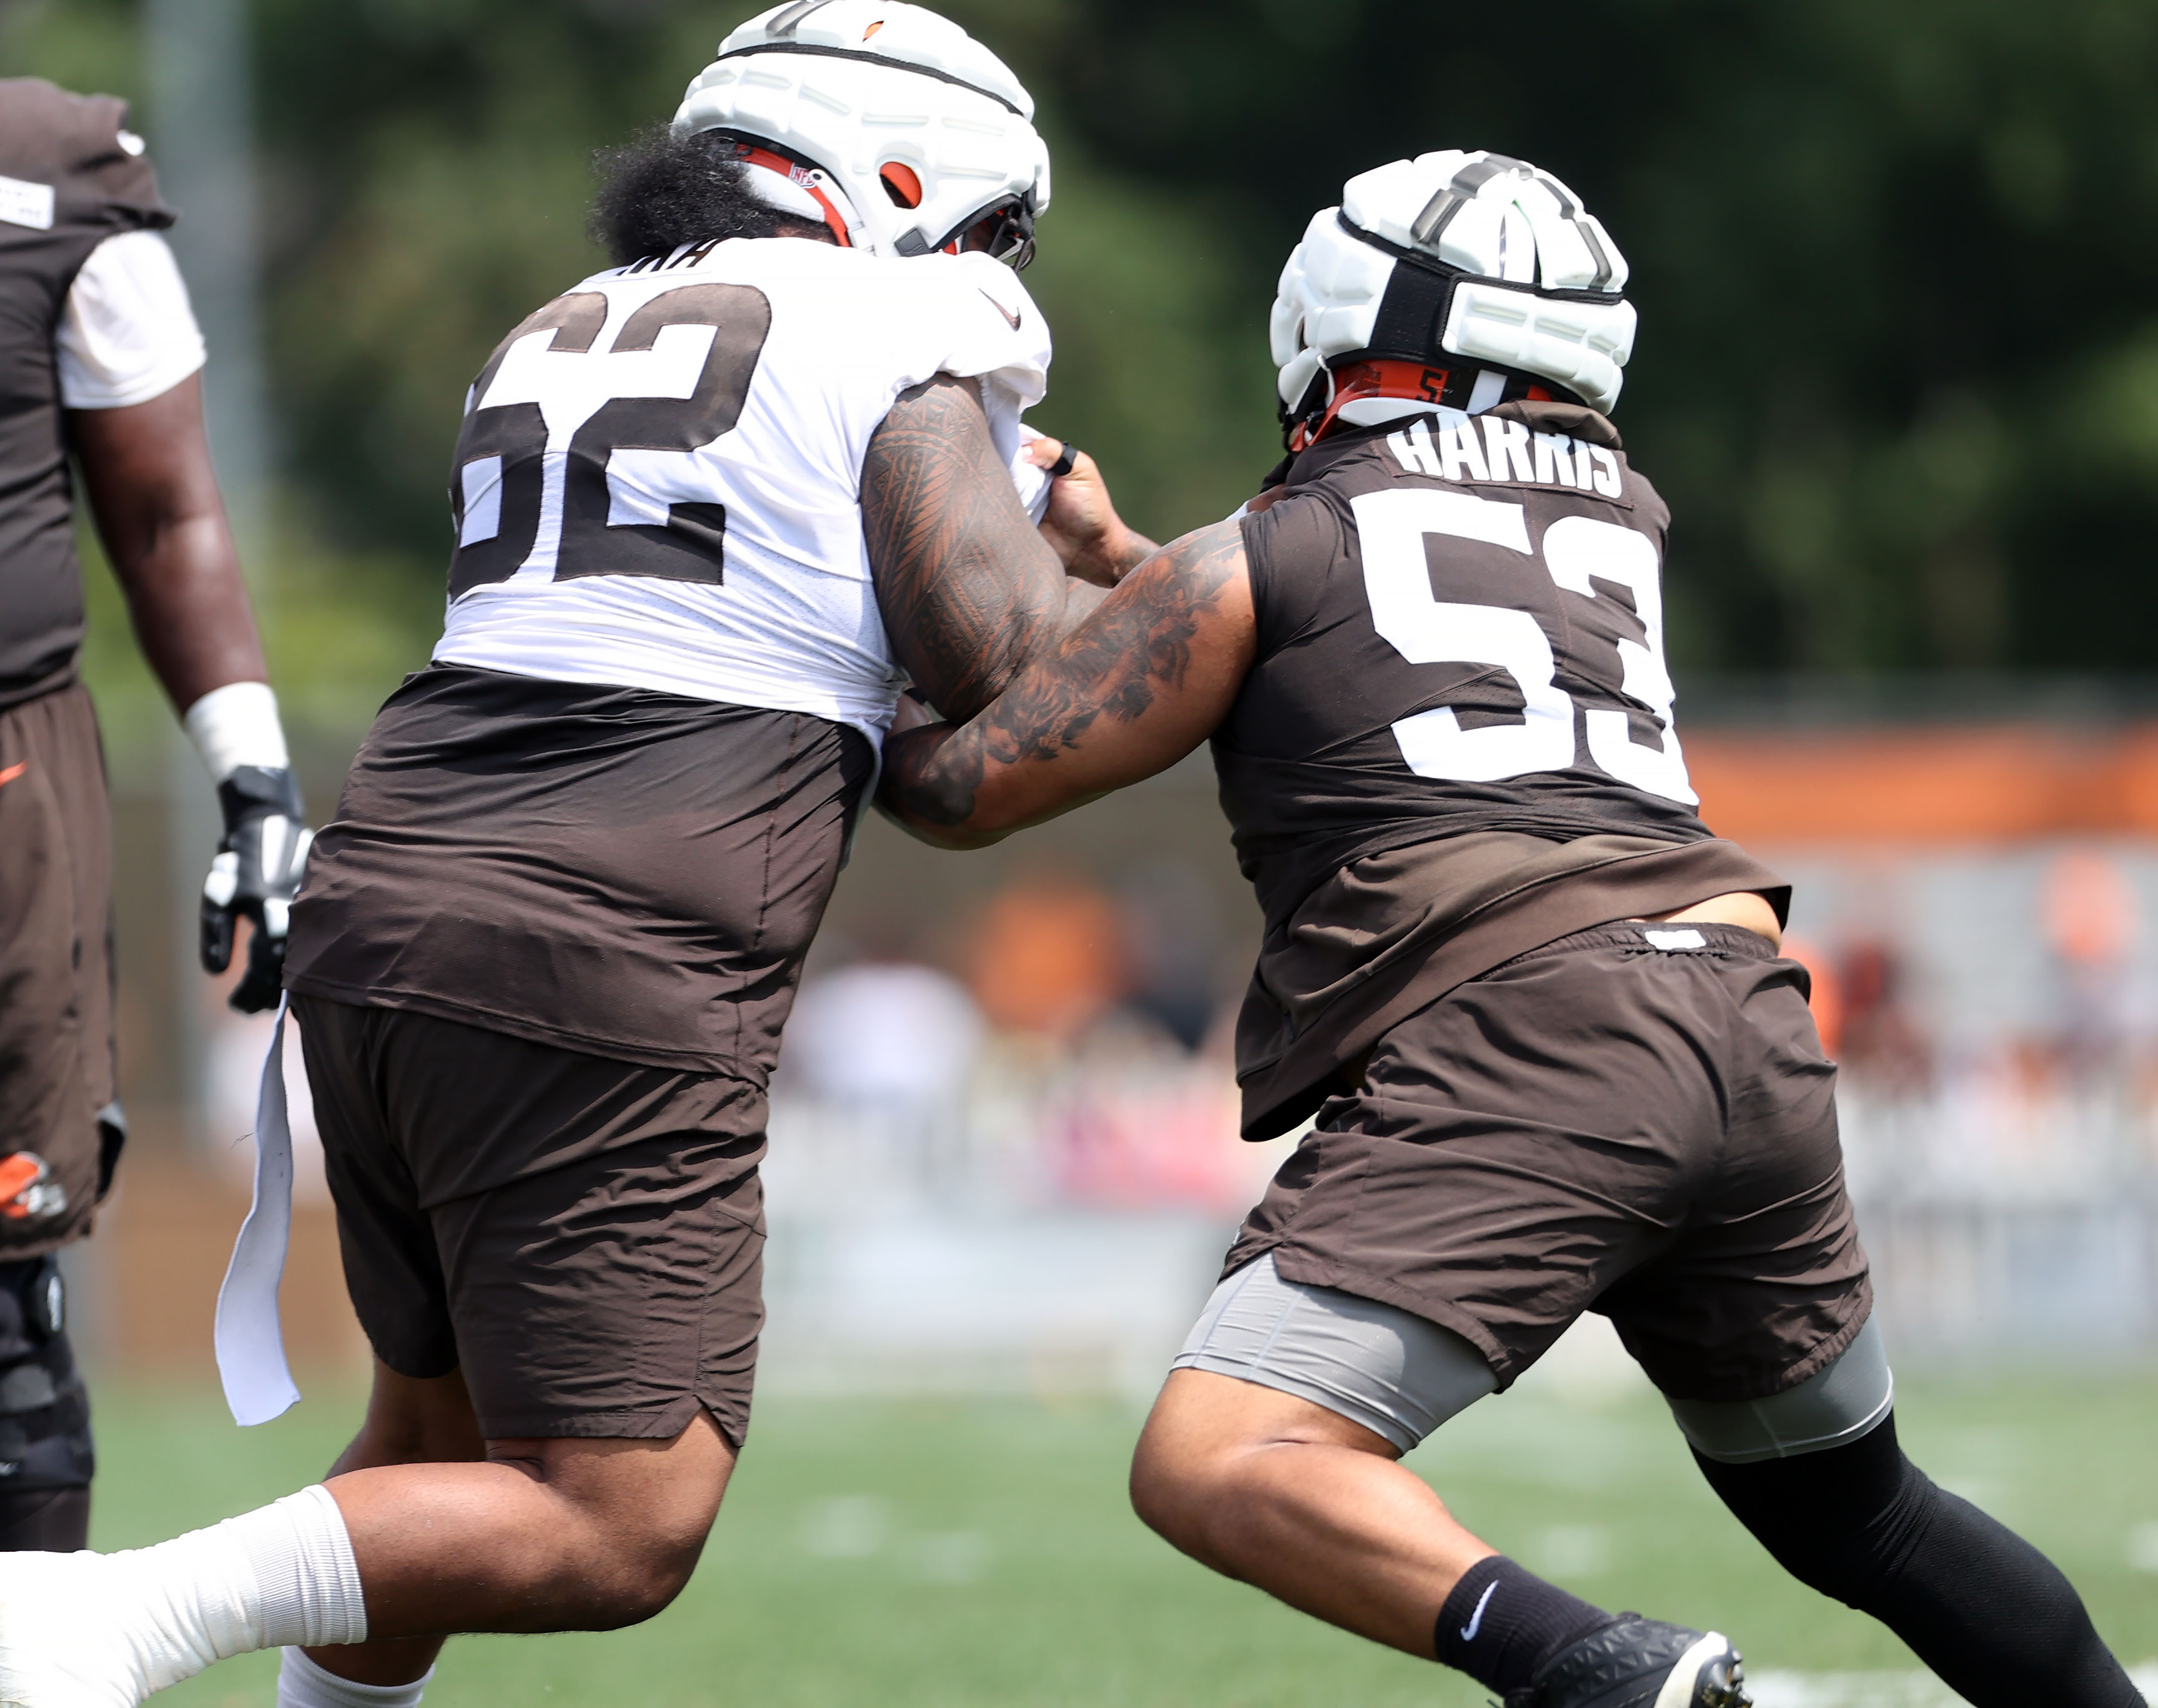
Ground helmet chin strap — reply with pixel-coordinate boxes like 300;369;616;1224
1290;358;1563;453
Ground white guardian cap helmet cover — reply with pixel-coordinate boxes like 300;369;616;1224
674;1;1050;265
1272;151;1638;443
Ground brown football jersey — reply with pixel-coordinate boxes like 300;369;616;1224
1218;402;1785;1138
0;81;173;709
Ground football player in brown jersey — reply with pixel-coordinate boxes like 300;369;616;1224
0;81;309;1555
879;154;2142;1708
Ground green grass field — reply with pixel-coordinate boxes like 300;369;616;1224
90;1364;2158;1707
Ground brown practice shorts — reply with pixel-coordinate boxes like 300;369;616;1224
293;994;766;1447
1225;922;1869;1403
0;683;119;1255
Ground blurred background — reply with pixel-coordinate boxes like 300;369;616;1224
10;1;2158;1702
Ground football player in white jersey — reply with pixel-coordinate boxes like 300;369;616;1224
0;7;1154;1706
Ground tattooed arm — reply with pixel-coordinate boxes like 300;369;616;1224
863;376;1091;723
879;518;1256;849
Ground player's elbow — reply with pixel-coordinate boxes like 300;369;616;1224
881;811;1002;851
876;729;1029;845
877;783;1013;849
925;819;1012;851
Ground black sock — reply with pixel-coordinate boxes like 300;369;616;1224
1697;1413;2142;1708
1433;1555;1612;1696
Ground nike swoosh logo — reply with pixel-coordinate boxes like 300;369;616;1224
1459;1580;1499;1643
979;289;1021;331
0;763;24;789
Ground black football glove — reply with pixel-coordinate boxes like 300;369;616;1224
200;764;312;1014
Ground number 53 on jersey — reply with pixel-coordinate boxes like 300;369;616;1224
1352;485;1697;807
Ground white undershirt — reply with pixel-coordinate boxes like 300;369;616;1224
55;229;207;410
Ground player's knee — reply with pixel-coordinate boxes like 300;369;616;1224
524;1416;731;1625
1128;1396;1258;1556
549;1489;718;1628
580;1533;706;1629
1682;1319;1908;1597
1128;1414;1214;1548
1127;1434;1190;1544
1692;1405;1914;1603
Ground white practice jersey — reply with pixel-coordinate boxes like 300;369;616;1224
432;235;1051;739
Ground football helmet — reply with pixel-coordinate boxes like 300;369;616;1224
1272;151;1638;445
674;1;1049;266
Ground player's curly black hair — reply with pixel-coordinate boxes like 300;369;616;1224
590;126;822;267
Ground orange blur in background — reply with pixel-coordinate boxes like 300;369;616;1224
1688;724;2158;845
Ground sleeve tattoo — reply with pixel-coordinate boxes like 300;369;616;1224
881;519;1250;835
861;376;1069;725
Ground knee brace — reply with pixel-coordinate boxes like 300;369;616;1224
0;1258;94;1498
0;1485;89;1550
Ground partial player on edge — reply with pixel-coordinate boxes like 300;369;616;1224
0;80;308;1556
0;6;1152;1705
876;153;2145;1708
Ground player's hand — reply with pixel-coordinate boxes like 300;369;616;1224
1024;435;1155;587
200;765;312;1014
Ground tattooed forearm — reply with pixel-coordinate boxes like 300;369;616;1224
880;519;1254;841
863;377;1067;724
979;523;1243;761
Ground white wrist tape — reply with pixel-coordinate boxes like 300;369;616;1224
184;680;291;782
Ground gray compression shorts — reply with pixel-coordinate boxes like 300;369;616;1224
1172;1253;1497;1451
1172;1253;1894;1461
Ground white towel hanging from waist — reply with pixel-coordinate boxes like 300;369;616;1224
213;994;303;1426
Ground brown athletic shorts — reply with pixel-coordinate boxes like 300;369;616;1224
292;994;766;1446
1225;921;1869;1403
0;683;120;1256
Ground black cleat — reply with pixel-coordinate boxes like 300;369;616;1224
1504;1616;1751;1708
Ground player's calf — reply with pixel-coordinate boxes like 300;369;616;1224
0;1412;730;1707
327;1416;731;1641
1134;1256;1754;1706
0;1484;365;1708
289;1363;487;1702
1695;1407;2142;1708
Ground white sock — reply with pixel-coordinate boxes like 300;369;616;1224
122;1484;369;1687
236;1486;372;1652
0;1485;369;1707
279;1647;432;1708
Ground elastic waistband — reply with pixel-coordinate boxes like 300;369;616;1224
1504;919;1781;969
0;674;88;724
